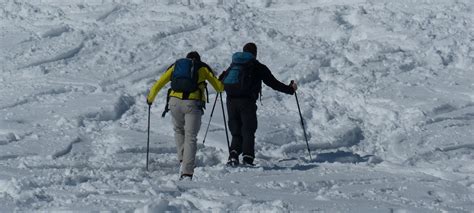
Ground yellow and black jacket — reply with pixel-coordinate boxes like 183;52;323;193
147;61;224;104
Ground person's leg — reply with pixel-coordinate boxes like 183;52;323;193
241;100;258;165
181;100;203;176
227;99;243;163
169;98;185;163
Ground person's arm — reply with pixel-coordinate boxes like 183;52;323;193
259;63;295;95
202;66;224;92
146;65;173;104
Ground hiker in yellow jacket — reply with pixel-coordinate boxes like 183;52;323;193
147;51;223;180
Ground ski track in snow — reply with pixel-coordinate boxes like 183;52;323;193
0;0;473;211
22;42;85;68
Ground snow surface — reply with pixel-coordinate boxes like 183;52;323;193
1;0;473;211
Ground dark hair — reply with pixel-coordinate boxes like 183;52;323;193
186;51;201;61
243;42;257;57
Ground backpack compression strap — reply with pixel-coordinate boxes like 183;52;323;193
162;88;172;117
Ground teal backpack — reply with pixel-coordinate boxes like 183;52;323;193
222;52;259;98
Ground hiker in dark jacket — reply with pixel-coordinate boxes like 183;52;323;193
220;43;297;166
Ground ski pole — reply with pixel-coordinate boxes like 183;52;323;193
146;104;151;171
293;82;312;160
202;93;219;144
219;93;231;154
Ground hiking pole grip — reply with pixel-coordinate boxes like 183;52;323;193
202;93;219;144
220;93;231;154
294;89;312;161
146;104;151;171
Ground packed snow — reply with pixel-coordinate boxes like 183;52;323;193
1;0;473;211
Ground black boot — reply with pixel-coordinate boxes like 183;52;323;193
227;158;239;167
242;155;255;166
227;150;239;167
179;174;193;181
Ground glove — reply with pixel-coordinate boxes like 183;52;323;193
290;80;298;92
146;99;152;106
218;70;227;81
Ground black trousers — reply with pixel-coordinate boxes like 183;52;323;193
226;98;258;162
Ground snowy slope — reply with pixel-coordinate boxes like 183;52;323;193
1;0;473;211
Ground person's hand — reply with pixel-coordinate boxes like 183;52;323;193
218;70;226;81
290;80;298;91
146;99;152;106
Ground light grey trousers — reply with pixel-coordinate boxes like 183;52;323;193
168;97;203;175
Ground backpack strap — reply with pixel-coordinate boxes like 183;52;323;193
162;88;172;117
192;63;208;104
203;82;209;104
197;81;208;110
182;92;190;100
